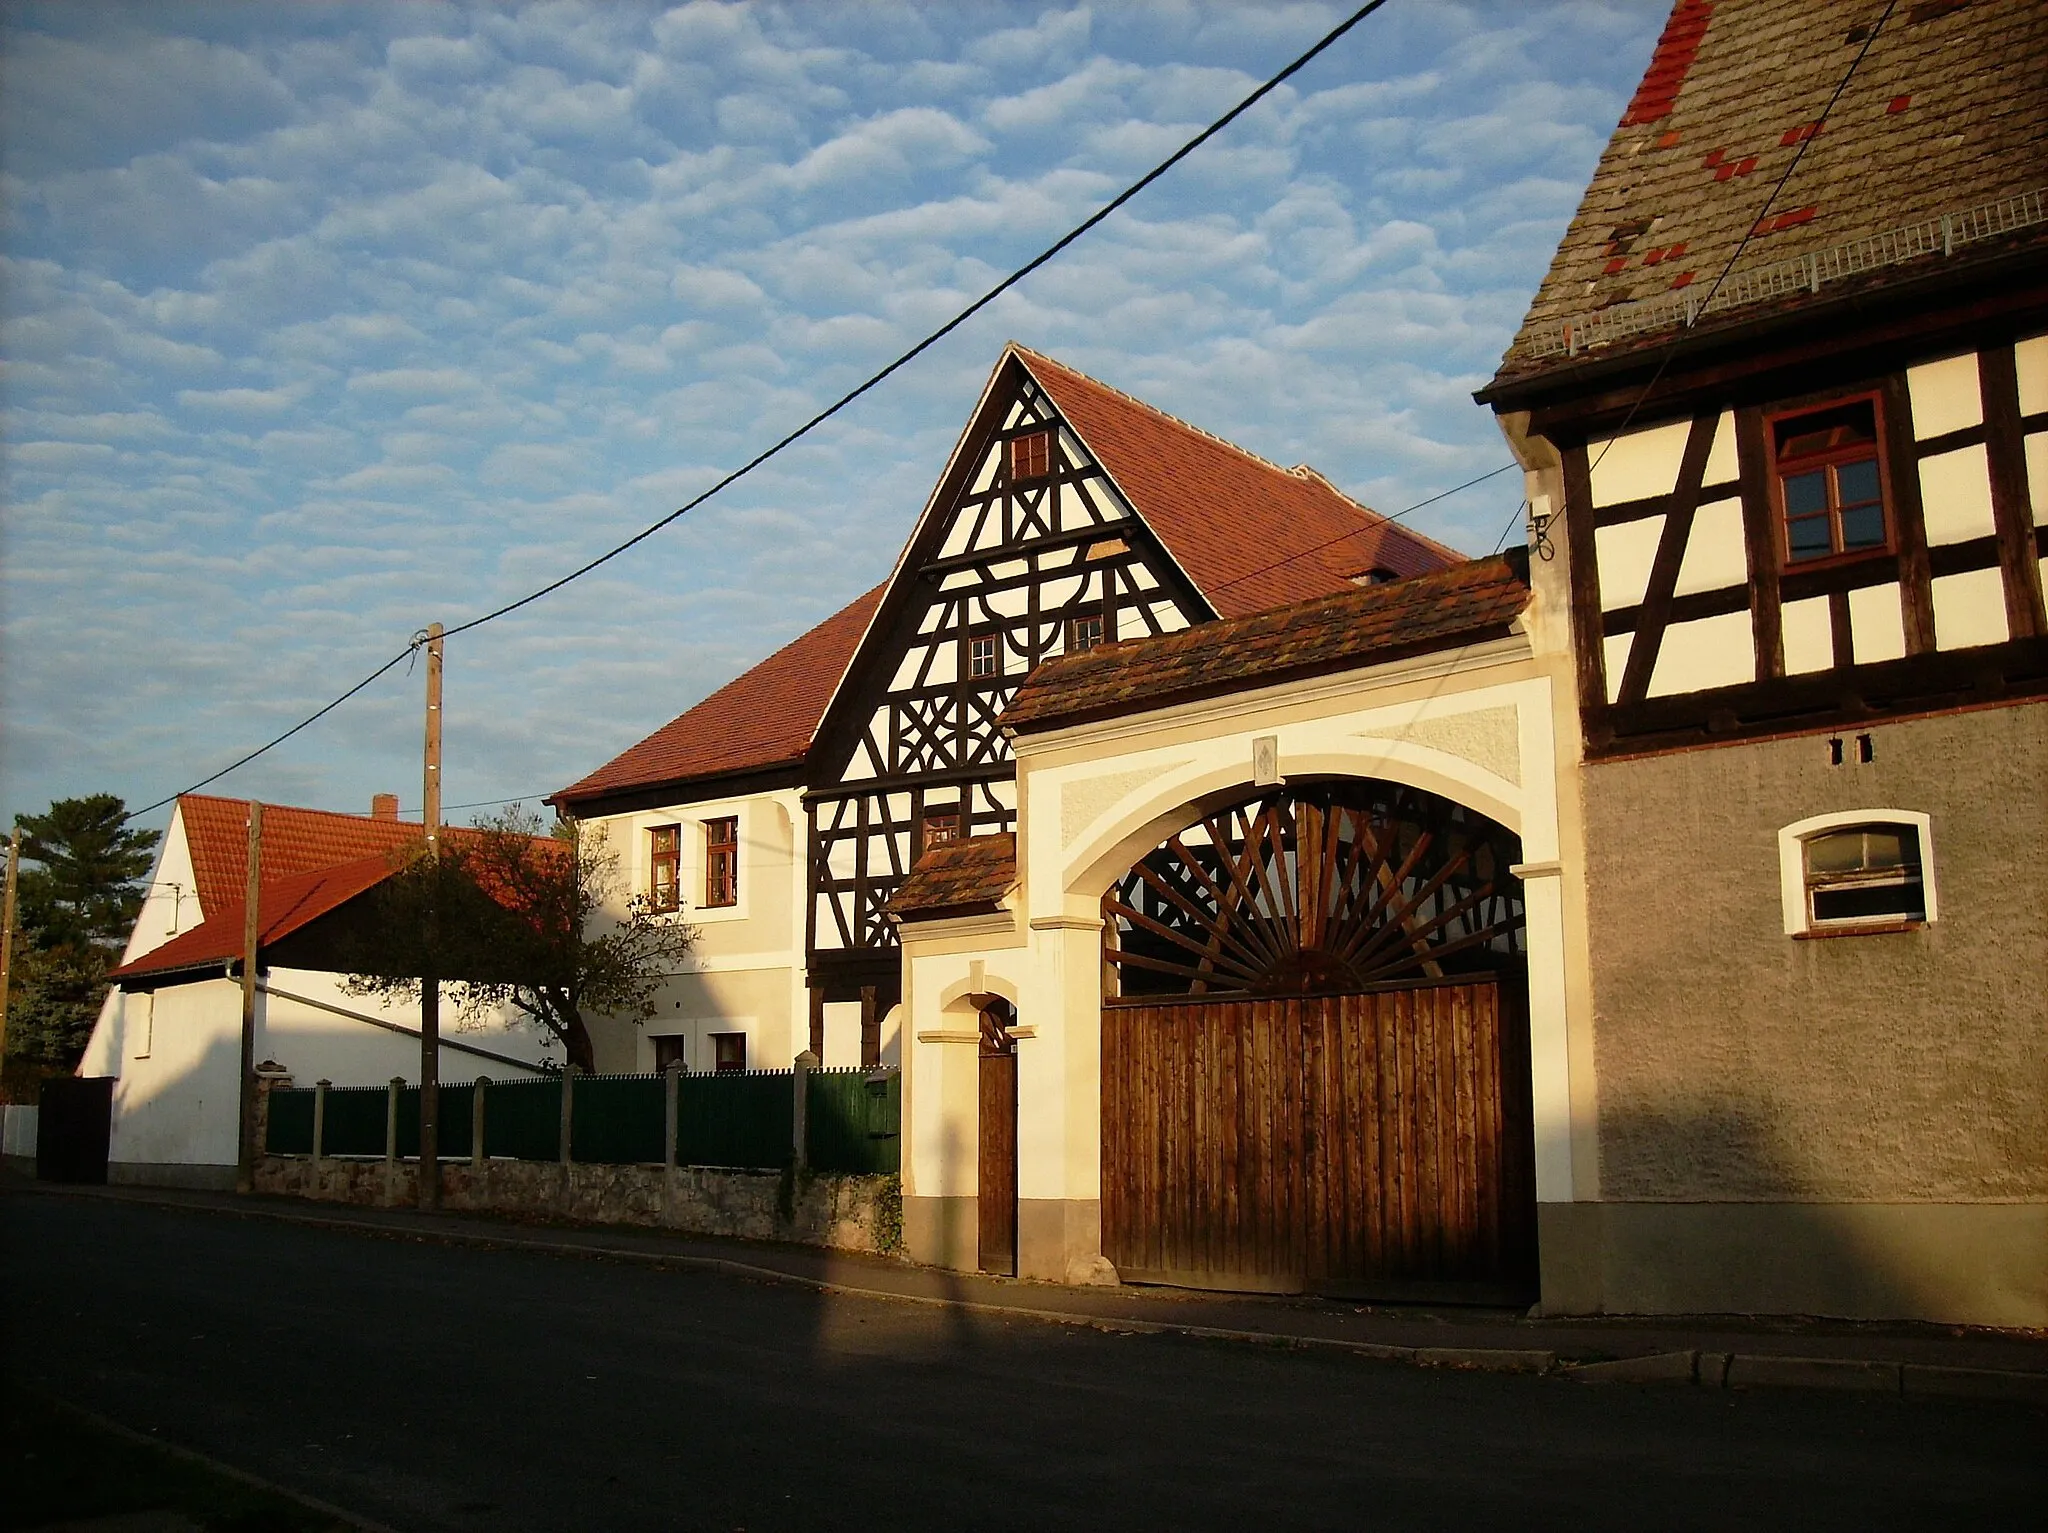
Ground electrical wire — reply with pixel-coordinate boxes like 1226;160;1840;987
119;0;1397;821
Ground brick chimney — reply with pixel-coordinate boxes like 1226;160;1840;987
371;793;400;821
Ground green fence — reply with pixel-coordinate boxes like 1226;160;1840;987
806;1068;901;1174
262;1064;898;1174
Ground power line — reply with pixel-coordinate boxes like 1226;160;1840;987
121;0;1396;821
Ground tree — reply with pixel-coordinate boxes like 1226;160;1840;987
342;807;694;1074
4;794;159;1083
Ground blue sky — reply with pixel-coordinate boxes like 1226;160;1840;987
0;1;1663;832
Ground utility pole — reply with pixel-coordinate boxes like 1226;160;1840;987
0;827;20;1078
235;802;263;1194
419;622;444;1209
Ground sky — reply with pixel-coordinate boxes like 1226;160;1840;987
0;1;1664;834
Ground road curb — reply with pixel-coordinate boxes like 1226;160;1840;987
23;1182;2048;1402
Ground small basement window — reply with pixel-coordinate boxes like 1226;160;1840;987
1777;811;1935;936
1769;394;1890;565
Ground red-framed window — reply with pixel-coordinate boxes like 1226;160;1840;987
1768;394;1890;566
648;825;680;912
704;816;738;909
1009;430;1051;481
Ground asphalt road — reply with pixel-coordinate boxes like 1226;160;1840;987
7;1194;2042;1532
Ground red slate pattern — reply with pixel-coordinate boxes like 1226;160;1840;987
887;833;1019;920
550;583;887;806
1491;0;2048;385
1002;555;1530;736
180;794;439;917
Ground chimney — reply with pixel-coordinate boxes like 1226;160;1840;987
371;793;399;821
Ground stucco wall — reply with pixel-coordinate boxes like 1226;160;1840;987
1582;702;2048;1202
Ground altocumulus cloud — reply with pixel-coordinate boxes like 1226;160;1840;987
0;0;1659;828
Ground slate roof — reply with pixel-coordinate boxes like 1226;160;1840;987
1003;555;1530;736
1487;0;2048;390
886;834;1019;922
1014;347;1461;616
550;584;886;809
114;855;396;981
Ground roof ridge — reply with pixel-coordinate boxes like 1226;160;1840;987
1010;344;1386;524
180;791;416;825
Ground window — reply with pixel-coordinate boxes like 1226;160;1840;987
648;825;680;912
704;816;738;909
653;1035;687;1073
711;1032;747;1073
920;804;961;854
1009;430;1050;481
1777;811;1936;935
1067;612;1105;653
966;631;1000;680
1770;395;1889;565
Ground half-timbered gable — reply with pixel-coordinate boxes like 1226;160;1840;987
802;344;1458;1005
1478;0;2048;1327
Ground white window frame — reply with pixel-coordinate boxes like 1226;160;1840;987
1777;809;1936;936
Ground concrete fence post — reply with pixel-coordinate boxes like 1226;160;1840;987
312;1079;329;1164
385;1077;403;1165
793;1050;818;1174
663;1063;680;1174
558;1065;577;1166
472;1076;489;1166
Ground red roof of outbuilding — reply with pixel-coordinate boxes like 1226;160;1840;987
114;855;396;981
551;583;886;808
1015;348;1460;617
178;795;432;916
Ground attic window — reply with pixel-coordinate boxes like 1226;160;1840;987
1009;430;1051;481
1348;567;1398;587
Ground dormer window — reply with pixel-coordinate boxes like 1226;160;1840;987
1009;430;1051;481
1348;567;1398;587
1770;395;1890;565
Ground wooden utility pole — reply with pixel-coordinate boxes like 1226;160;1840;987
419;622;444;1209
235;802;263;1194
0;827;20;1078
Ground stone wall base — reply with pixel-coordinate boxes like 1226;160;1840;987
254;1156;901;1255
111;1161;239;1192
1537;1201;2048;1328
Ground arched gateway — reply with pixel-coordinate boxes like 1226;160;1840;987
1099;779;1537;1300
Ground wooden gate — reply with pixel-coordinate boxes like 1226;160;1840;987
1098;784;1534;1299
1101;980;1533;1297
978;1003;1019;1276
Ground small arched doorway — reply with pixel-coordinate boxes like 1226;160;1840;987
1099;779;1536;1300
977;997;1020;1276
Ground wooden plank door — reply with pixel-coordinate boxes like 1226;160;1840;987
978;1006;1018;1276
1100;979;1533;1298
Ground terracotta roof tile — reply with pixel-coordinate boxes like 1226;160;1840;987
1490;0;2048;386
1015;348;1462;617
887;834;1018;921
551;584;885;807
1003;555;1530;735
114;855;396;981
179;795;435;917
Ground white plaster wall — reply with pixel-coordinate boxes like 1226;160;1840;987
1930;567;2009;651
1647;610;1755;698
1848;583;1907;664
1781;596;1834;675
1906;353;1983;439
1918;445;1997;546
1588;419;1689;507
2017;334;2048;417
1593;516;1663;610
1672;498;1748;597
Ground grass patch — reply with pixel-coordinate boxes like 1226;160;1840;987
5;1389;359;1532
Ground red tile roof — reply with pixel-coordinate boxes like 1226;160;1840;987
551;584;886;809
114;855;395;981
886;834;1018;921
178;795;433;917
1015;348;1461;617
1003;555;1531;735
1489;0;2048;387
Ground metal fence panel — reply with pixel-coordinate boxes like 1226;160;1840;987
805;1068;901;1174
321;1087;390;1157
677;1070;793;1170
266;1089;315;1155
482;1077;563;1161
572;1074;666;1164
